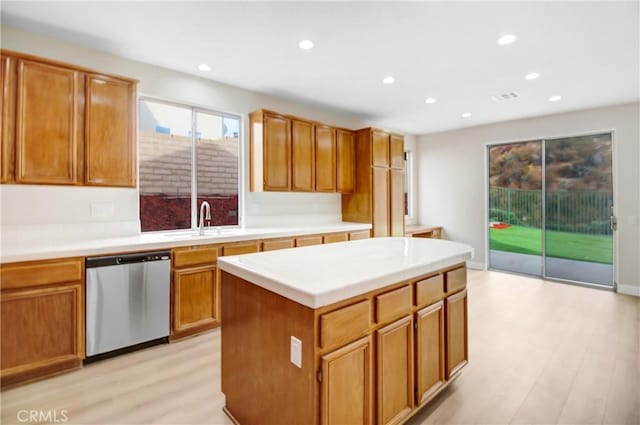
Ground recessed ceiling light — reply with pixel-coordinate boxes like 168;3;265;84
197;64;211;72
497;34;517;45
298;40;314;50
425;97;437;104
525;72;541;80
383;76;395;84
548;95;562;102
461;112;472;118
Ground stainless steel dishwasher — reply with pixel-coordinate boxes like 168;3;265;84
85;251;171;357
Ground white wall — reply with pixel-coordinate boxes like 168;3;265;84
417;102;640;294
0;26;393;245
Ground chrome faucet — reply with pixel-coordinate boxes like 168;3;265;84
198;201;211;236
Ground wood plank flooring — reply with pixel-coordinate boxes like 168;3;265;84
1;270;638;424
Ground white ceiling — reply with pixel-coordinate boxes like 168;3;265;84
2;1;638;135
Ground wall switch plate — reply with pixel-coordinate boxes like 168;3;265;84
290;336;302;368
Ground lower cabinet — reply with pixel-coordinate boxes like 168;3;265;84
445;289;468;379
376;316;414;425
0;258;84;388
321;335;373;425
172;265;218;338
415;301;445;405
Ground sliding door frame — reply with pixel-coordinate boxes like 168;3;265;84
484;129;618;290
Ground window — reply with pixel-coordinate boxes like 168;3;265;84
138;98;240;232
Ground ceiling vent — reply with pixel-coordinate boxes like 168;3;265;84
492;92;520;102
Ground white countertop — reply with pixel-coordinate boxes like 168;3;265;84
217;237;474;308
0;222;372;263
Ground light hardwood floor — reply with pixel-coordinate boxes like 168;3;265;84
1;270;638;425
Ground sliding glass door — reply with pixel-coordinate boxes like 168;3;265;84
488;133;614;287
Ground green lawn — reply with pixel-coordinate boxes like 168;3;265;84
490;225;612;264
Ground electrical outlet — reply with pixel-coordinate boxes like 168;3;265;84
290;336;302;368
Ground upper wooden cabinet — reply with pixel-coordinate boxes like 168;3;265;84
249;109;355;194
336;129;355;193
16;59;81;185
315;124;336;192
85;74;135;187
342;128;405;237
291;118;314;192
0;50;137;187
250;109;291;191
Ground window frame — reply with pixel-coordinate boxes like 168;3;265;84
138;95;243;232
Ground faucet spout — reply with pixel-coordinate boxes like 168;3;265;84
199;201;211;236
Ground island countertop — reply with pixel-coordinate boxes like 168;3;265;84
217;236;473;308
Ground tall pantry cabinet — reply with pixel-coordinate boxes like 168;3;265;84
342;128;405;237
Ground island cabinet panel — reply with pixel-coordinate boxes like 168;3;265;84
321;335;373;425
336;129;355;193
415;301;445;406
445;289;468;379
375;285;412;324
172;265;218;337
0;258;84;389
1;54;16;183
15;59;80;185
291;118;315;192
320;300;371;349
376;316;414;425
445;266;467;294
85;74;136;187
315;124;336;192
415;274;444;308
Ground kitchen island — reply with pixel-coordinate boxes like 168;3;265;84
218;237;473;425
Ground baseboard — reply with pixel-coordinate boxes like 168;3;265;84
617;284;640;297
466;261;485;270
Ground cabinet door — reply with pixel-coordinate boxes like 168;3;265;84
336;129;355;193
321;335;373;425
371;130;389;167
389;168;405;236
1;54;16;183
85;74;135;187
389;135;404;169
263;112;291;191
172;265;218;339
15;59;80;184
291;119;314;192
1;282;84;388
315;124;336;192
372;167;389;237
376;315;414;425
415;301;445;406
446;289;468;379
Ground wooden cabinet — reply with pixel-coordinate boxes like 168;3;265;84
415;301;445;405
0;50;137;187
171;246;220;340
376;316;414;425
343;128;405;237
336;129;355;193
0;258;84;388
85;74;135;187
291;118;314;191
315;124;336;192
295;235;323;247
16;59;81;185
445;289;468;379
320;335;373;425
405;225;443;239
323;232;348;244
349;230;371;241
250;109;291;191
262;238;294;251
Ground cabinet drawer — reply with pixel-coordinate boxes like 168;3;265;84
320;300;371;349
262;238;294;252
222;243;260;256
415;274;444;308
445;267;466;294
375;285;412;325
1;258;83;289
173;246;218;269
295;236;323;247
323;233;348;244
348;230;370;241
